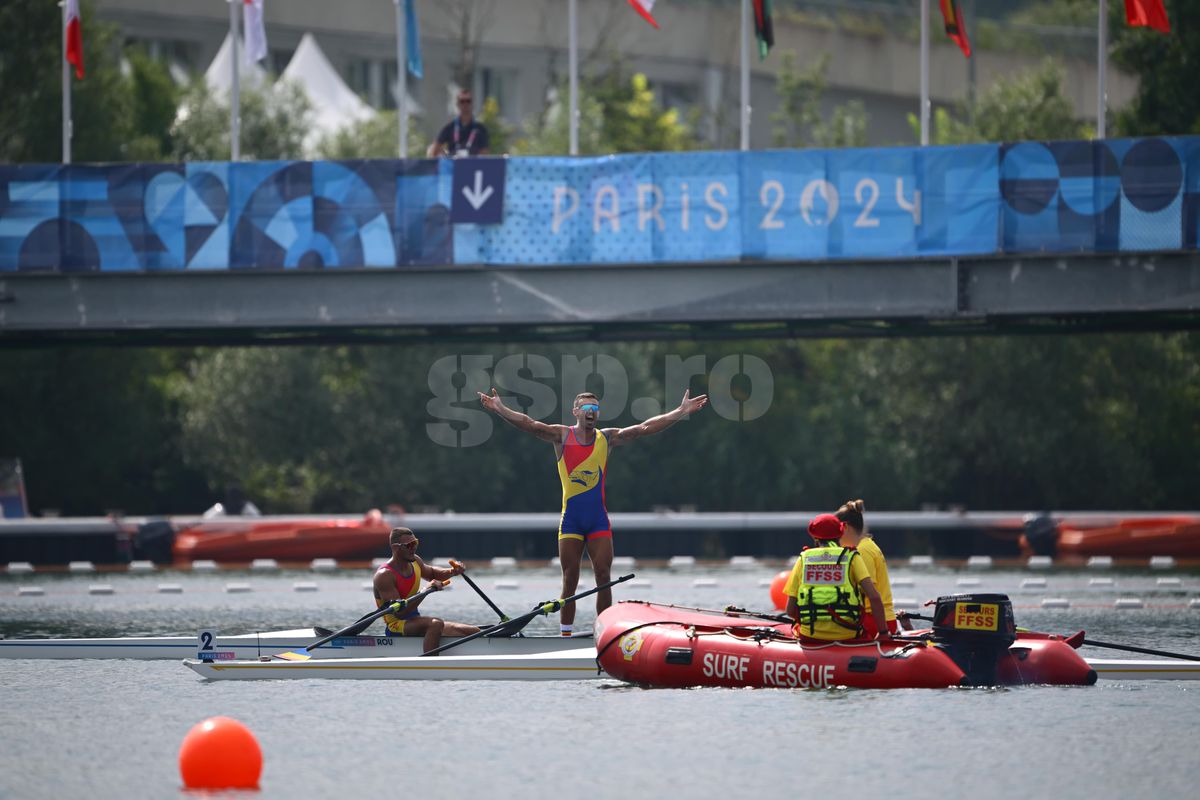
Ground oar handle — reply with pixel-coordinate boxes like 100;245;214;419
422;573;635;657
306;582;446;652
1083;638;1200;662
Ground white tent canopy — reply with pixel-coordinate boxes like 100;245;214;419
204;32;268;96
281;33;376;152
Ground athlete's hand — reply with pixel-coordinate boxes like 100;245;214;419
678;389;709;415
478;388;506;411
430;579;448;591
448;559;466;576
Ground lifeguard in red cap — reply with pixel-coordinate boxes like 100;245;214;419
784;513;889;643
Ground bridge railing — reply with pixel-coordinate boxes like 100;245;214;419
1;137;1196;273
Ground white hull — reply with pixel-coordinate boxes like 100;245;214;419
0;628;592;660
1087;658;1200;680
185;647;600;681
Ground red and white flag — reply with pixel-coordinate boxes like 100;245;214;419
243;0;268;65
1124;0;1170;34
65;0;84;79
627;0;659;29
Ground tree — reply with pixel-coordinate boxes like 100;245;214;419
912;59;1087;144
171;80;312;161
317;111;429;159
771;53;869;149
0;0;174;163
1113;0;1200;135
124;46;181;161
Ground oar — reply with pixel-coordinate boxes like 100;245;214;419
421;573;635;657
457;568;511;625
1082;638;1200;662
275;581;448;661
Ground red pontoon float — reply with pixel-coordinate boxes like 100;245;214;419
596;595;1097;689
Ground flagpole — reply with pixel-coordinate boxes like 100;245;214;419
62;0;71;164
920;0;929;145
396;0;408;157
229;0;241;161
740;0;750;150
1097;0;1107;139
568;0;579;156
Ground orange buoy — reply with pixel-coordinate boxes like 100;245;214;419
769;570;789;611
179;716;262;790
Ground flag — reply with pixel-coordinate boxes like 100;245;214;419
405;0;423;78
65;0;84;79
1124;0;1171;33
243;0;268;65
939;0;972;59
627;0;658;29
752;0;774;60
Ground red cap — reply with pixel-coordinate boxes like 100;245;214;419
808;513;845;540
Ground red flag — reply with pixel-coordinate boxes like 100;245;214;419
627;0;658;29
939;0;971;59
65;0;84;79
1125;0;1171;33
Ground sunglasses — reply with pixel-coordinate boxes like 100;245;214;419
398;538;419;549
458;98;473;106
579;403;599;413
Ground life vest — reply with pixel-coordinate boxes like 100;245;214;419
794;545;863;636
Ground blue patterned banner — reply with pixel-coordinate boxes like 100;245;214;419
1;137;1196;272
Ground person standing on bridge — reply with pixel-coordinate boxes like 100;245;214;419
478;389;708;636
428;89;490;158
837;499;898;636
374;527;479;653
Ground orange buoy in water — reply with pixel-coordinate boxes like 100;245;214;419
769;570;789;611
179;716;262;790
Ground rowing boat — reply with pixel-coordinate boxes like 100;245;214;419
184;647;601;681
0;628;592;660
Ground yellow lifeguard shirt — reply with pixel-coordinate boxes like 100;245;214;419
855;536;896;622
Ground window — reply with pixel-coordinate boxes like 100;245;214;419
478;67;520;121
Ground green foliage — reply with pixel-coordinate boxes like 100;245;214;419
124;47;180;161
476;96;515;155
1112;0;1200;135
316;112;429;159
171;80;312;161
516;70;698;155
770;53;868;149
910;60;1087;144
0;0;175;163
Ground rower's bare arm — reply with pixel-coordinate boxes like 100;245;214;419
604;389;708;446
373;570;399;602
478;388;565;443
420;558;464;582
785;595;800;623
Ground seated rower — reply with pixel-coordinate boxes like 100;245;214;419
837;499;899;636
784;513;889;643
374;527;480;653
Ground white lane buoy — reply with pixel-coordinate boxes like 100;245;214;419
157;584;184;594
191;560;219;572
1156;577;1182;588
891;577;914;588
1149;556;1176;570
908;555;934;568
250;559;279;572
1041;598;1071;609
88;584;115;595
629;579;653;589
68;561;95;574
17;586;46;596
6;562;35;575
956;577;981;588
493;580;520;590
729;555;759;568
292;582;319;593
1190;598;1200;609
612;556;638;570
1021;577;1048;589
692;578;719;588
1113;598;1145;610
490;557;517;570
224;583;253;594
966;555;993;570
310;558;338;571
1087;556;1114;570
371;557;388;569
1089;577;1115;587
128;560;156;572
667;555;696;570
892;598;919;610
1026;555;1053;570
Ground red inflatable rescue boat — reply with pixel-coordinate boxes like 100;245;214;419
595;595;1097;689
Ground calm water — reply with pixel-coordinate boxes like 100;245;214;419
2;564;1199;799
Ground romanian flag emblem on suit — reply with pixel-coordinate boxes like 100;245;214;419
939;0;971;59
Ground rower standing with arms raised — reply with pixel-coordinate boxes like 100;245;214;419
479;389;708;636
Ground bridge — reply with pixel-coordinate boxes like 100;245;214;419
2;138;1198;345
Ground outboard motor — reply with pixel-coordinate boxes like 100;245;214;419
133;520;177;564
930;593;1017;686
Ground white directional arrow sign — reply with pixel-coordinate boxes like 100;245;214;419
461;170;494;210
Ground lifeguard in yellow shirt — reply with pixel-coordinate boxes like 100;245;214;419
480;388;707;635
836;498;898;636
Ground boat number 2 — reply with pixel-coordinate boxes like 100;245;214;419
197;631;215;651
759;179;921;229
